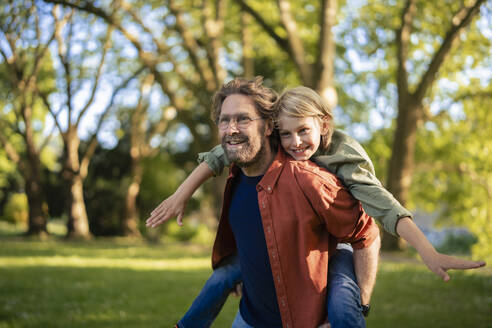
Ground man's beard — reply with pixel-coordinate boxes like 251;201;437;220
221;127;269;169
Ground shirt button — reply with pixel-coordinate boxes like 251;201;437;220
281;299;286;306
277;275;281;282
267;226;271;233
262;202;266;208
267;186;271;191
271;251;276;258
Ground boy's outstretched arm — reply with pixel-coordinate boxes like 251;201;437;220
146;162;214;228
396;217;486;281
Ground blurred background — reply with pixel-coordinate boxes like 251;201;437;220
1;0;491;255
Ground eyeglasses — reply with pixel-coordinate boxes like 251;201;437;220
217;115;264;130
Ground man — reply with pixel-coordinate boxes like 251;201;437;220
210;77;380;327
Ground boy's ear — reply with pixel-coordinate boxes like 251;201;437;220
320;116;331;135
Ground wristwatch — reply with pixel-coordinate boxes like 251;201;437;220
361;304;371;317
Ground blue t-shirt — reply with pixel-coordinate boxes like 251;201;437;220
228;171;282;327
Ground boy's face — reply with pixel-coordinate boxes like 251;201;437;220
277;113;328;161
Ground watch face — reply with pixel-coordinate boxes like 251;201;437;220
362;304;371;317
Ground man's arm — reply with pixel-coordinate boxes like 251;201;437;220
353;234;380;305
396;217;486;281
146;161;214;227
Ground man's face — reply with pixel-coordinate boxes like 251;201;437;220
218;94;271;168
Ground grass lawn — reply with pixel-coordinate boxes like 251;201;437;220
0;236;490;328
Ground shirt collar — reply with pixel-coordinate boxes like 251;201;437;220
228;148;291;194
257;148;291;194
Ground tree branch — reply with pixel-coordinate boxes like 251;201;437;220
235;0;291;54
0;128;21;164
395;0;416;101
117;0;198;93
79;66;146;177
45;0;186;111
75;25;113;127
202;0;226;85
38;89;64;136
276;0;312;85
315;0;337;106
168;0;217;91
414;0;486;102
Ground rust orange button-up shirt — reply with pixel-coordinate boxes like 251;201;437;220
212;149;379;328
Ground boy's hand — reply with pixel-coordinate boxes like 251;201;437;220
422;251;486;282
146;192;188;228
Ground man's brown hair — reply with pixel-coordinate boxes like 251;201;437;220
211;76;278;123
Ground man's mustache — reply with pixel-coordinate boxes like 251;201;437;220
222;135;249;144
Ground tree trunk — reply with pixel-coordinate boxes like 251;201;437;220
22;104;49;237
64;129;91;239
25;174;48;236
122;155;143;237
241;12;254;78
315;0;337;109
383;99;423;250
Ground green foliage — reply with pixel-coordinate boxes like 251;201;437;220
138;153;185;221
410;91;492;261
436;232;478;255
83;142;131;236
1;193;28;225
164;220;215;244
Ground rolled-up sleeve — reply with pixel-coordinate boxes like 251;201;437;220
197;144;229;176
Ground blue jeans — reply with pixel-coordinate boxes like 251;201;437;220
232;310;255;328
327;248;365;328
178;247;364;328
178;255;242;328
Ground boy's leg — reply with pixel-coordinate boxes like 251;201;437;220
177;254;241;328
326;244;365;328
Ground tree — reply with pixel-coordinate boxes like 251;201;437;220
43;0;237;219
39;5;141;238
350;0;489;249
236;0;338;107
0;1;58;236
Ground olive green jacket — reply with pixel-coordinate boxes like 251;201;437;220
197;130;412;235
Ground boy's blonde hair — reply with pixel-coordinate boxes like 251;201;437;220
274;86;334;150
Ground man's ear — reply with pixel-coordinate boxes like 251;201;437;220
265;119;274;136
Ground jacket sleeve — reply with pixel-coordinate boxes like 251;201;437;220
312;130;412;236
197;144;230;177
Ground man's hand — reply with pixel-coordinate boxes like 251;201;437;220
318;323;331;328
231;282;243;298
146;192;187;228
421;251;486;282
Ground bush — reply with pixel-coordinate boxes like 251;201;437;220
165;221;199;242
2;193;28;225
436;232;478;255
